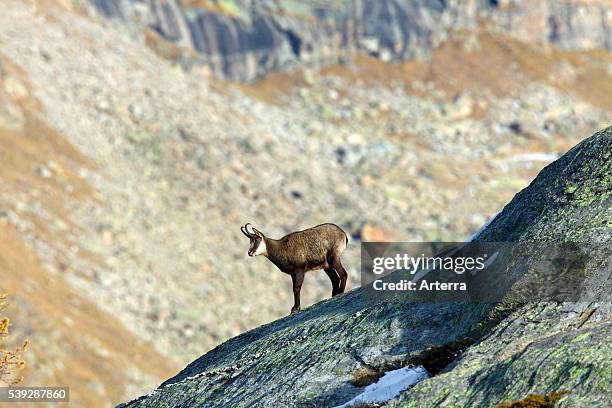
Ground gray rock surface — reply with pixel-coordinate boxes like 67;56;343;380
120;127;611;407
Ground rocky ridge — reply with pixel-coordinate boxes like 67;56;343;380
121;126;611;407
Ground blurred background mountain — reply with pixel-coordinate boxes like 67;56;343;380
0;0;609;406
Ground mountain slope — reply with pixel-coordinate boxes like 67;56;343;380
0;52;178;406
0;1;609;406
121;126;611;407
84;0;612;80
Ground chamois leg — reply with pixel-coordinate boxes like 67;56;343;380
332;257;348;293
290;271;305;314
324;267;341;296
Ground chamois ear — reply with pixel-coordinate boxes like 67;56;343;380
252;227;263;237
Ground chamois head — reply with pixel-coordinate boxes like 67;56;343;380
241;223;266;257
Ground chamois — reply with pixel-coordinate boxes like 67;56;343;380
241;223;349;314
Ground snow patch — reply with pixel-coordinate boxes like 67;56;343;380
334;366;430;408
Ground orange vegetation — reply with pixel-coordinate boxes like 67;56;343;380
318;30;612;111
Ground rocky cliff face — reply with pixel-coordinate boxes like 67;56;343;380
84;0;612;80
120;126;611;407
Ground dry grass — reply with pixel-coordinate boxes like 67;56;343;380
318;30;612;111
179;0;220;12
230;69;308;105
496;390;570;408
227;28;612;114
408;338;474;376
0;53;179;406
0;224;178;406
0;294;28;386
0;54;94;251
350;365;385;387
180;0;240;16
143;28;199;65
